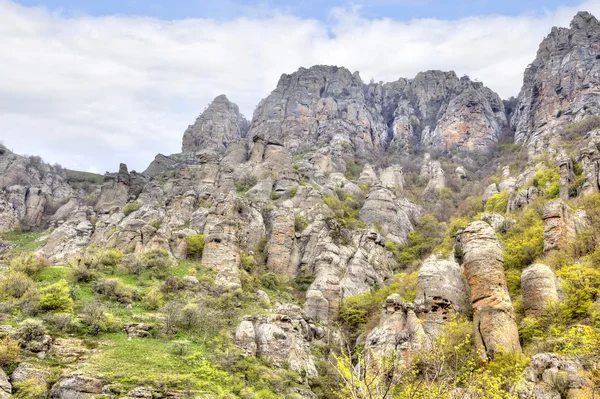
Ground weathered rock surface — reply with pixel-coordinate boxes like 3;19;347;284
362;294;425;365
182;94;249;154
521;264;560;318
457;221;521;357
512;12;600;152
543;199;576;252
520;353;591;399
480;212;516;233
234;305;326;378
0;369;10;399
414;255;470;333
49;373;104;399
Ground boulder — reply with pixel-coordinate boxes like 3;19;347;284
521;264;560;318
49;373;103;399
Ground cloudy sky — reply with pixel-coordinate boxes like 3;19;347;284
2;0;600;174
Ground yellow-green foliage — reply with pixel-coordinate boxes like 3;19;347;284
344;159;364;181
397;214;445;269
322;192;365;230
13;378;47;399
436;217;470;256
339;272;417;339
9;254;48;276
0;336;20;369
294;213;309;232
185;234;205;261
484;191;509;214
557;265;600;319
533;166;560;198
122;202;141;216
501;207;544;270
38;279;74;313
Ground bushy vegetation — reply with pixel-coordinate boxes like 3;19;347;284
322;190;366;230
485;191;509;213
185;234;205;261
122;202;141;216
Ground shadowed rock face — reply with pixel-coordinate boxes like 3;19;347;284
458;221;521;358
182;94;249;154
521;264;560;318
512;12;600;152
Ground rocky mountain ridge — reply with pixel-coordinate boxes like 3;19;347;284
1;10;600;399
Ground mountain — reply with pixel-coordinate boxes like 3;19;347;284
1;11;600;399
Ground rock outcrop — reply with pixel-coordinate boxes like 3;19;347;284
49;373;103;399
414;255;470;334
457;221;521;357
512;12;600;152
362;294;425;365
521;353;592;399
521;264;560;318
0;369;10;399
182;94;249;154
543;199;576;252
234;305;327;378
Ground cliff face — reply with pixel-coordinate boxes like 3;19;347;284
249;66;508;156
512;11;600;151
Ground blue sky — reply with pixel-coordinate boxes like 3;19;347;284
13;0;586;21
2;0;599;173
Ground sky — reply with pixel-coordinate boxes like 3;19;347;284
1;0;600;174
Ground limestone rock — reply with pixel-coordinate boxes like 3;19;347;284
543;199;576;253
362;295;425;365
414;255;470;333
357;164;379;186
521;264;560;318
11;363;50;391
359;187;420;244
521;353;590;399
422;159;446;194
49;373;103;399
482;183;499;203
379;165;404;191
266;209;298;278
182;95;249;154
512;12;600;152
457;221;521;357
0;369;10;398
480;212;516;233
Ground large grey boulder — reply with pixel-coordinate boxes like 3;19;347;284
49;373;103;399
521;264;560;318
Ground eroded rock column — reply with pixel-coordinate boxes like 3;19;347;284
458;221;521;357
521;264;559;318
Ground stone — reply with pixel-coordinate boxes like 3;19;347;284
422;160;446;194
457;221;521;357
182;94;249;154
521;353;591;399
0;368;11;397
512;12;600;152
379;165;404;191
521;264;560;318
557;148;575;200
266;209;298;277
414;255;470;333
480;212;516;233
508;186;542;213
482;183;499;203
49;373;103;399
543;199;576;253
11;363;50;390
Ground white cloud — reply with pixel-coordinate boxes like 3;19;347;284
1;0;600;173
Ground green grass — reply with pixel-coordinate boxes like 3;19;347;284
81;333;210;390
34;266;71;284
65;169;105;184
0;230;50;254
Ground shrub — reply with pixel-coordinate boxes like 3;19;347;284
142;248;173;276
322;192;365;230
177;303;203;331
559;115;600;140
532;167;560;198
384;241;399;253
288;185;299;198
344;160;364;181
270;191;279;201
122;202;141;216
484;191;509;214
13;378;46;399
294;214;309;232
149;219;161;230
38;279;74;313
99;248;123;269
9;254;48;276
0;272;34;299
557;265;600;319
0;336;20;369
235;174;258;193
260;272;283;290
143;287;164;310
185;234;205;261
93;278;134;304
81;300;108;335
241;254;255;272
396;214;444;269
14;319;46;345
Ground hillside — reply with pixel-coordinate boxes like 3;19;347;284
1;11;600;399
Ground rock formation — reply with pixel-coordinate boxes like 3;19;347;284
521;264;560;317
457;221;521;357
512;12;600;152
414;255;470;333
182;94;249;154
543;199;576;252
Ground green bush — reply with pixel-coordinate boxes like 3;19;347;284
9;254;48;276
142;248;173;277
288;185;299;198
532;167;560;198
270;191;279;201
294;214;309;232
322;192;365;230
484;191;509;214
557;265;600;319
384;241;399;253
344;160;364;181
397;214;444;269
235;174;258;193
13;378;46;399
93;278;134;304
0;272;34;299
38;279;74;313
501;207;543;270
185;234;205;261
15;319;46;345
122;202;141;216
0;336;20;369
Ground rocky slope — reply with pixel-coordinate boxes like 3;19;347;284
1;10;600;399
